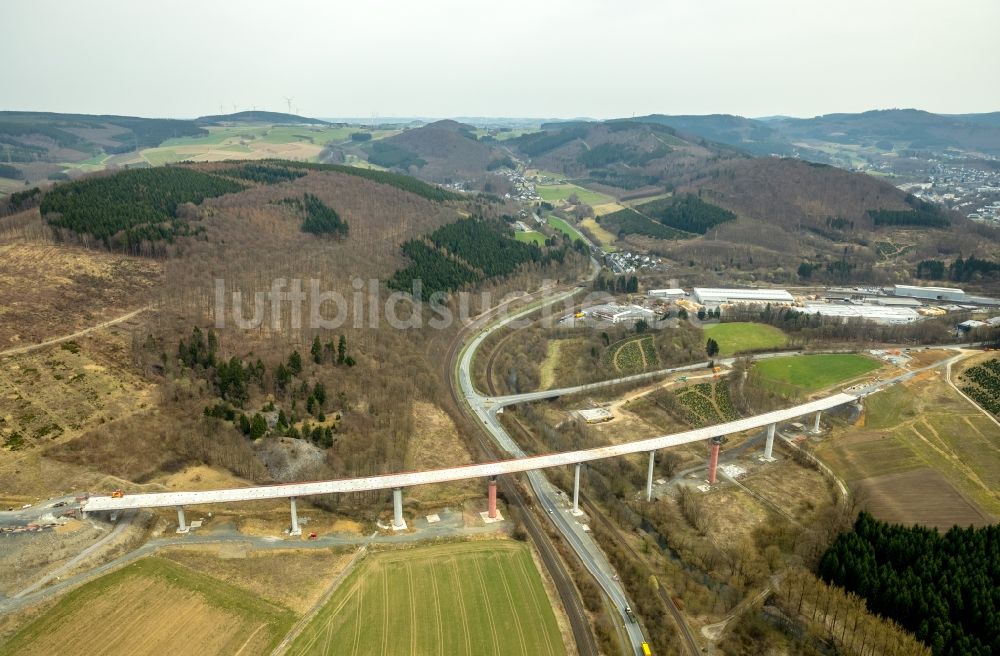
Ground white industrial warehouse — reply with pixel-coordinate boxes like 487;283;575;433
893;284;967;302
588;303;657;324
647;288;686;299
693;287;795;307
799;303;920;324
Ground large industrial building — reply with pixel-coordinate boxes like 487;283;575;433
893;284;1000;307
893;284;967;303
692;287;794;308
647;288;686;299
588;303;657;325
799;303;920;325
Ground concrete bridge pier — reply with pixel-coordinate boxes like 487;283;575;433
646;451;656;502
391;487;407;531
763;423;777;461
487;477;498;519
175;506;189;534
813;411;823;434
572;463;582;515
708;437;722;484
289;497;301;536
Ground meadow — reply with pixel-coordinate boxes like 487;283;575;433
536;183;614;206
514;230;547;245
702;322;788;356
754;353;880;393
546;216;585;242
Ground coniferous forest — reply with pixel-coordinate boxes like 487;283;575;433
39;167;243;246
300;193;349;238
280;160;463;202
389;217;579;298
818;512;1000;656
220;162;306;184
636;194;737;234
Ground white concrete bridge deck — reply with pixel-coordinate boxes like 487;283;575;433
83;392;855;513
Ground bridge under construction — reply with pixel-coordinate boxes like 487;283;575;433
83;392;857;533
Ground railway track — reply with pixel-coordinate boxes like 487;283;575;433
580;493;702;656
442;290;600;656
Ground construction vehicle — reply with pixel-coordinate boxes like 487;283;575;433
111;489;125;499
574;311;585;319
712;366;722;373
640;643;652;656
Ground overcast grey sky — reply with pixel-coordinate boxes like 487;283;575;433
2;0;997;119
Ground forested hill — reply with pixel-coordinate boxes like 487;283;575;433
25;160;465;255
0;111;205;157
195;110;330;125
630;109;1000;158
509;119;739;192
365;120;502;181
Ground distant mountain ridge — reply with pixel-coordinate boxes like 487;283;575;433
631;108;1000;158
195;110;332;125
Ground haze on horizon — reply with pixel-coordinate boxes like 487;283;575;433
2;0;998;121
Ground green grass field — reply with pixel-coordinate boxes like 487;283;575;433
0;557;296;656
702;322;788;356
287;541;565;656
755;353;881;393
537;183;614;206
515;230;547;245
546;216;586;242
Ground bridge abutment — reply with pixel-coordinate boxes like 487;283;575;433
175;506;188;534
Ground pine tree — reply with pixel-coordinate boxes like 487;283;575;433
311;335;323;364
288;350;303;375
249;413;267;439
337;335;347;364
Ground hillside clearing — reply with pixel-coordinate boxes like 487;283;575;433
514;230;547;245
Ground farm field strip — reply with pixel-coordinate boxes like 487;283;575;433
536;183;614;206
817;378;1000;520
0;558;295;656
285;541;564;656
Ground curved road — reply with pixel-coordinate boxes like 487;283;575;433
456;286;653;652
